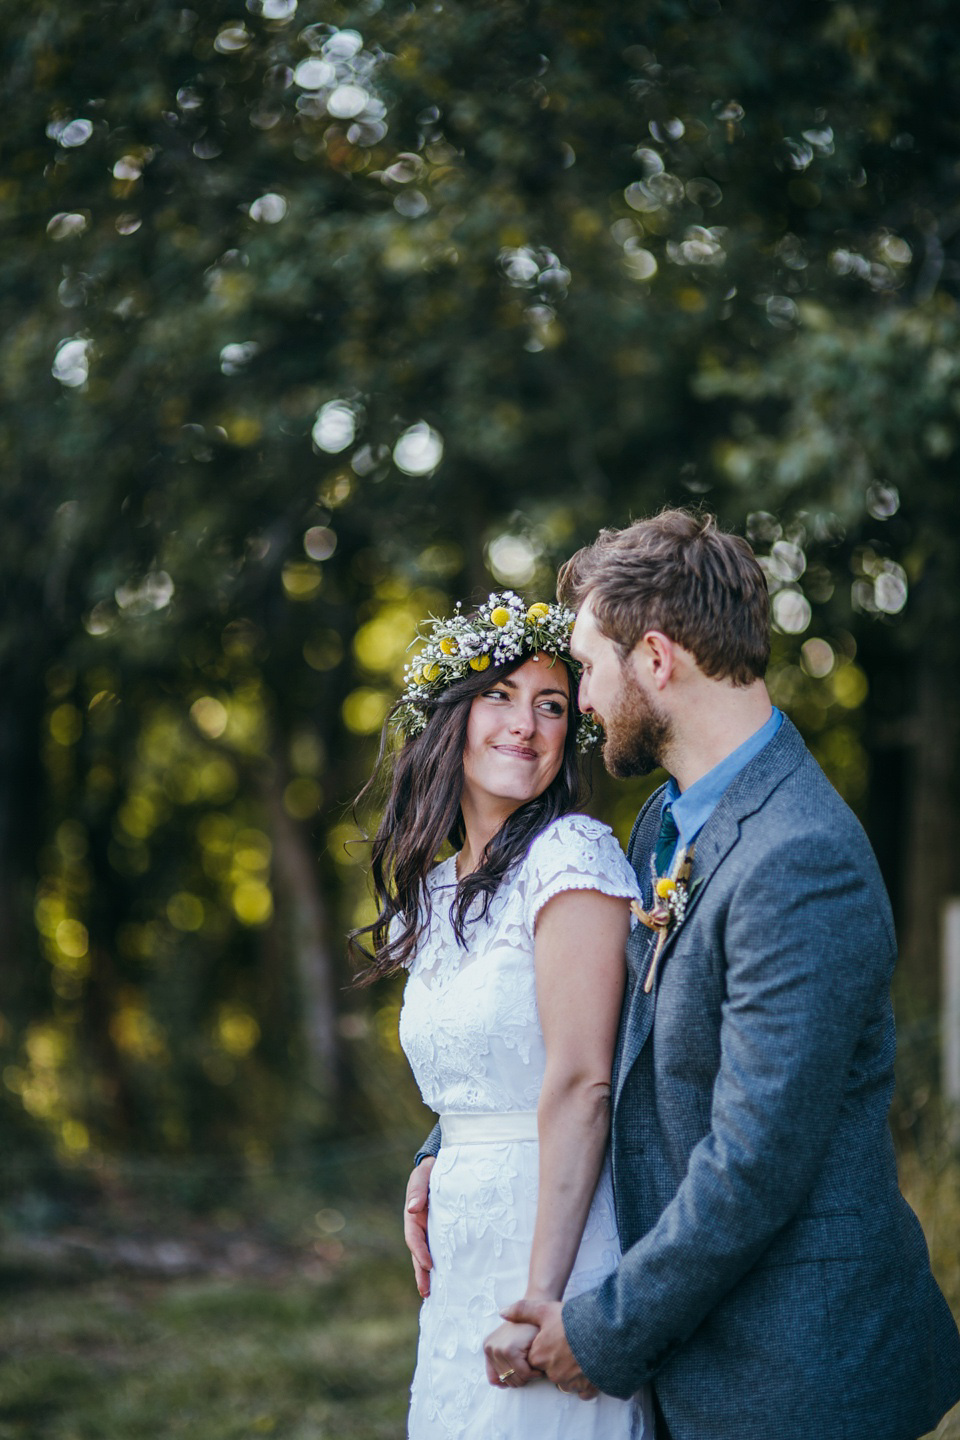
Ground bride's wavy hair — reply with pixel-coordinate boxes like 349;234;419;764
349;653;586;983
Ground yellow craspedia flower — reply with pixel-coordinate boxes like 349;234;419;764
526;602;550;623
412;669;423;684
469;654;491;671
490;607;510;627
655;877;676;899
422;661;442;682
439;636;458;655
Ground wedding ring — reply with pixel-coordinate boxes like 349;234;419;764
557;1384;568;1393
499;1369;516;1382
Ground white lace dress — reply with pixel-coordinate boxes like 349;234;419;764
399;814;653;1440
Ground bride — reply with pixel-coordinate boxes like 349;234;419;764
351;593;651;1439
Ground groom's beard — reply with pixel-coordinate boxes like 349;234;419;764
601;667;672;779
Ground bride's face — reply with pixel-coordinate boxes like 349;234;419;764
461;654;571;817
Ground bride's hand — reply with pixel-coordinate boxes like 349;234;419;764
483;1319;541;1388
403;1157;435;1297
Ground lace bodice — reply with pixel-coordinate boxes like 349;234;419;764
399;814;641;1116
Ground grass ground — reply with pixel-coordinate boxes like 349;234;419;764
0;1142;956;1440
0;1164;422;1440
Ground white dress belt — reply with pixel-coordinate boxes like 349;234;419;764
440;1110;539;1145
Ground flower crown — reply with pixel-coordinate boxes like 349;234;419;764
393;591;604;751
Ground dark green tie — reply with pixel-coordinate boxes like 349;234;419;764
654;805;679;876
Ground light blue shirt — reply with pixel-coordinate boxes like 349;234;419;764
660;708;783;866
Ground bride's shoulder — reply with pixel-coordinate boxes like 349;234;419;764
518;813;639;922
525;812;633;878
530;811;616;851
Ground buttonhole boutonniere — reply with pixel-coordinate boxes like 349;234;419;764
630;846;698;994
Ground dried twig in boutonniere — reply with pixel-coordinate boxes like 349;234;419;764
630;845;696;994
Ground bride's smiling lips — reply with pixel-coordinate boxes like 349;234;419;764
493;743;539;760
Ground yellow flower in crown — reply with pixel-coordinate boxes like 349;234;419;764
439;637;458;655
526;602;551;623
469;655;490;671
490;606;511;627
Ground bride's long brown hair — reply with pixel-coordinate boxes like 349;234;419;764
349;653;586;983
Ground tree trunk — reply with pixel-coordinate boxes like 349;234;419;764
899;646;960;1013
261;766;340;1108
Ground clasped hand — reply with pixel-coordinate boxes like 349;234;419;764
403;1167;597;1399
482;1320;540;1388
484;1299;598;1398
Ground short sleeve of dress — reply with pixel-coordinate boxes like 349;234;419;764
520;814;641;933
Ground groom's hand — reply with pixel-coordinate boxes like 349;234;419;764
403;1157;435;1297
500;1299;598;1399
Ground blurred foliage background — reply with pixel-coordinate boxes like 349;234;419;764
3;1;960;1433
1;0;960;1281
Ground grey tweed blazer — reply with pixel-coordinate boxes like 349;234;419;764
563;716;960;1439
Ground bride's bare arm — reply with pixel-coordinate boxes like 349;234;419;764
483;888;628;1388
528;888;628;1298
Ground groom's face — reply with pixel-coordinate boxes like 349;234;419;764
571;597;671;778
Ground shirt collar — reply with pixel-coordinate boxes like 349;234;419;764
663;707;783;849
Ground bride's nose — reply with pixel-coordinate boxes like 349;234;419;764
508;704;536;737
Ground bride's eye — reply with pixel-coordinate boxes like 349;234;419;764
538;700;567;717
483;688;509;701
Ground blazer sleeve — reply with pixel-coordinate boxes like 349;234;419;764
562;825;896;1397
414;1122;441;1166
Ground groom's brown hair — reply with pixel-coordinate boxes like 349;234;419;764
557;508;770;686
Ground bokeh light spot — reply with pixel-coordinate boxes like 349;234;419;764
866;482;900;520
58;118;94;148
303;526;337;561
486;534;537;586
800;638;835;679
191;697;229;739
167;892;205;932
56;919;89;960
393;422;443;476
50;703;83;745
60;1119;89;1152
874;566;908;614
832;664;868;708
294;57;335;89
623;245;658;280
47;212;88;240
231;881;274;926
248;192;287;223
52;338;90;387
303;632;344;671
312;400;357;453
772;589;811;634
327;84;368;118
282;563;323;601
217;1005;261;1056
215;23;250;52
342;688;391;734
283;777;322;819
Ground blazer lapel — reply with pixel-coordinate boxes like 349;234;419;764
615;787;667;1104
614;718;809;1106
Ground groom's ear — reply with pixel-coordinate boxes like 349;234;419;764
638;630;676;690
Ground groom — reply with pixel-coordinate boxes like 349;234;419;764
406;510;960;1439
503;510;960;1437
